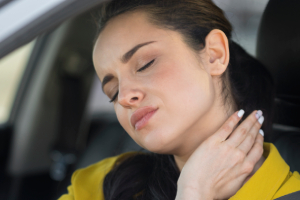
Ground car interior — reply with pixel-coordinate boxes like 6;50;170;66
0;0;299;200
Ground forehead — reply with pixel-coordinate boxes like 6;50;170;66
92;11;178;79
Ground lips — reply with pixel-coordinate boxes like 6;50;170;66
131;106;158;130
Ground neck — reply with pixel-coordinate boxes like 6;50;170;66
173;103;235;171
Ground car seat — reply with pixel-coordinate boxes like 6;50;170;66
256;0;300;172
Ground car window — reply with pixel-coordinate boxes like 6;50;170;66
0;0;63;43
0;40;35;124
214;0;269;56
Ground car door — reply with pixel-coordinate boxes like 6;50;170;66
0;1;106;200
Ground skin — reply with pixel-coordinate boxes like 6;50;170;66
93;11;265;199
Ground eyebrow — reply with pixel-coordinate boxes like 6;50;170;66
101;41;156;92
121;41;155;63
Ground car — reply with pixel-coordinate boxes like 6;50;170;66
0;0;299;199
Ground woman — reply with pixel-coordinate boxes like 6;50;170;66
59;0;300;199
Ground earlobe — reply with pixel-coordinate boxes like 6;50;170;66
203;29;230;76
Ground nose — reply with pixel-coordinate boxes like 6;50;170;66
118;80;145;108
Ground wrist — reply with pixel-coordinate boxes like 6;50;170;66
176;182;214;200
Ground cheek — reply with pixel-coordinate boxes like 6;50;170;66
142;58;215;150
153;59;213;110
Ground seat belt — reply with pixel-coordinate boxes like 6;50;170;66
274;191;300;200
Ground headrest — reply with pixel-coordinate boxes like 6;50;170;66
256;0;300;104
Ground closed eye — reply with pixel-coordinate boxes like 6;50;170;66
109;59;155;103
109;91;119;103
137;59;155;72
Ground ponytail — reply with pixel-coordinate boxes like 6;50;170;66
228;41;274;141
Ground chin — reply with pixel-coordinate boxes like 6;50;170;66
143;144;172;154
137;127;180;154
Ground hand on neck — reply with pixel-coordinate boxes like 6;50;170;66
173;103;236;171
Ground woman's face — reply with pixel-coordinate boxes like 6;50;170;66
93;12;226;155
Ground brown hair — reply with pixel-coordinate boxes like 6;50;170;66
96;0;232;50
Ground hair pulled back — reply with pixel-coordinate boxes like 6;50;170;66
94;0;274;199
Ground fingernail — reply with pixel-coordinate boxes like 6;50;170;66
255;110;263;119
259;129;264;137
258;116;264;124
237;109;245;118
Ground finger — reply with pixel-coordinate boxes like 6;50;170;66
214;109;245;142
237;116;264;154
255;130;264;147
226;110;261;148
244;134;264;167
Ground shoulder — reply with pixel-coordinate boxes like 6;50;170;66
58;152;137;200
230;143;300;200
264;143;300;199
268;143;300;199
72;153;126;181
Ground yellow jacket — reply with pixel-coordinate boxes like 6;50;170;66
59;143;300;200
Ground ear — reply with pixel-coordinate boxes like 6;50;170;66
202;29;230;76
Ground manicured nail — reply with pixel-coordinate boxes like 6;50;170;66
258;116;264;124
259;129;264;137
237;109;245;118
255;110;263;119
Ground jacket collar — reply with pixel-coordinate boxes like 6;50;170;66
230;142;290;200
